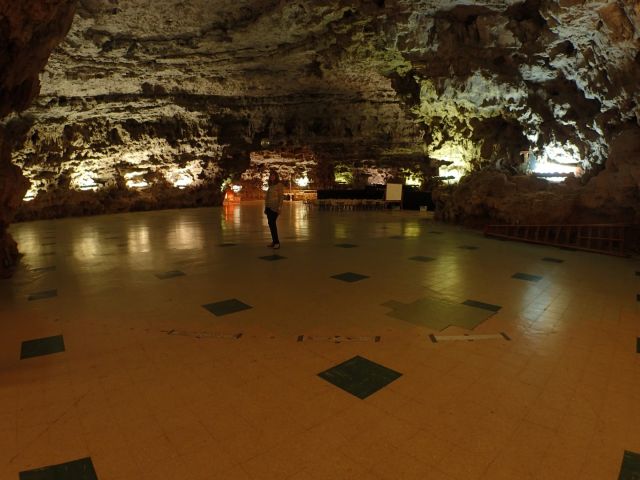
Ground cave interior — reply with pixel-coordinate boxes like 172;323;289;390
1;2;640;477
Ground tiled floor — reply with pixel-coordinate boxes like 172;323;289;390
2;201;640;479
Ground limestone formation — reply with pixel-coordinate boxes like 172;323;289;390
0;0;77;277
0;133;30;277
434;126;640;226
1;0;640;275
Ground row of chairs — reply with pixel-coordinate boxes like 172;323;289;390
306;199;386;211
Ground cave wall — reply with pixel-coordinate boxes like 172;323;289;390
6;88;425;219
1;0;640;269
383;0;639;173
0;0;78;277
10;1;639;181
433;125;640;226
5;0;431;220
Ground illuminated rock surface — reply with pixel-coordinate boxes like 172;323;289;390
1;0;640;274
0;0;77;277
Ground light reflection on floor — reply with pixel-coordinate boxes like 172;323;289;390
2;201;640;480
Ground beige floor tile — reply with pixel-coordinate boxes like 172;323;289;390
532;449;587;480
489;421;556;476
299;466;342;480
523;403;565;430
4;203;640;479
216;430;270;465
0;464;24;480
343;435;400;469
437;443;498;479
480;458;537;480
162;421;215;457
240;443;307;480
398;428;454;466
369;450;443;480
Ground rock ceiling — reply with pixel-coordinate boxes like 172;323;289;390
5;0;639;195
1;0;640;276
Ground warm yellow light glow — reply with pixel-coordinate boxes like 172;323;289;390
72;173;98;191
405;175;421;187
334;223;348;239
171;218;204;250
531;142;582;182
126;179;149;188
220;178;232;192
121;152;151;164
23;189;37;202
163;163;203;189
128;225;150;253
260;173;270;192
404;222;421;237
430;142;470;184
222;203;242;228
124;171;144;179
334;172;352;184
442;168;464;183
172;175;193;189
295;176;310;188
231;184;242;193
368;169;392;185
73;228;100;259
124;171;149;189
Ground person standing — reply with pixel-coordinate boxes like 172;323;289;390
264;170;285;249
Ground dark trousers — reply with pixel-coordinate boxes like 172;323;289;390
265;208;279;244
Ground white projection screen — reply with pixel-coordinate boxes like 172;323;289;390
385;183;402;202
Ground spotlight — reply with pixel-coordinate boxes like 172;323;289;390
295;176;310;188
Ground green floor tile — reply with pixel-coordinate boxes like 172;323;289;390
32;266;56;273
155;270;185;279
618;450;640;480
318;355;402;399
381;300;405;310
259;254;286;261
202;298;252;316
409;256;435;262
331;272;369;283
384;297;493;331
20;457;97;480
512;272;543;282
28;289;57;301
462;299;502;312
20;335;65;359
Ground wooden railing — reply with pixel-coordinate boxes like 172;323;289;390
484;223;631;256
